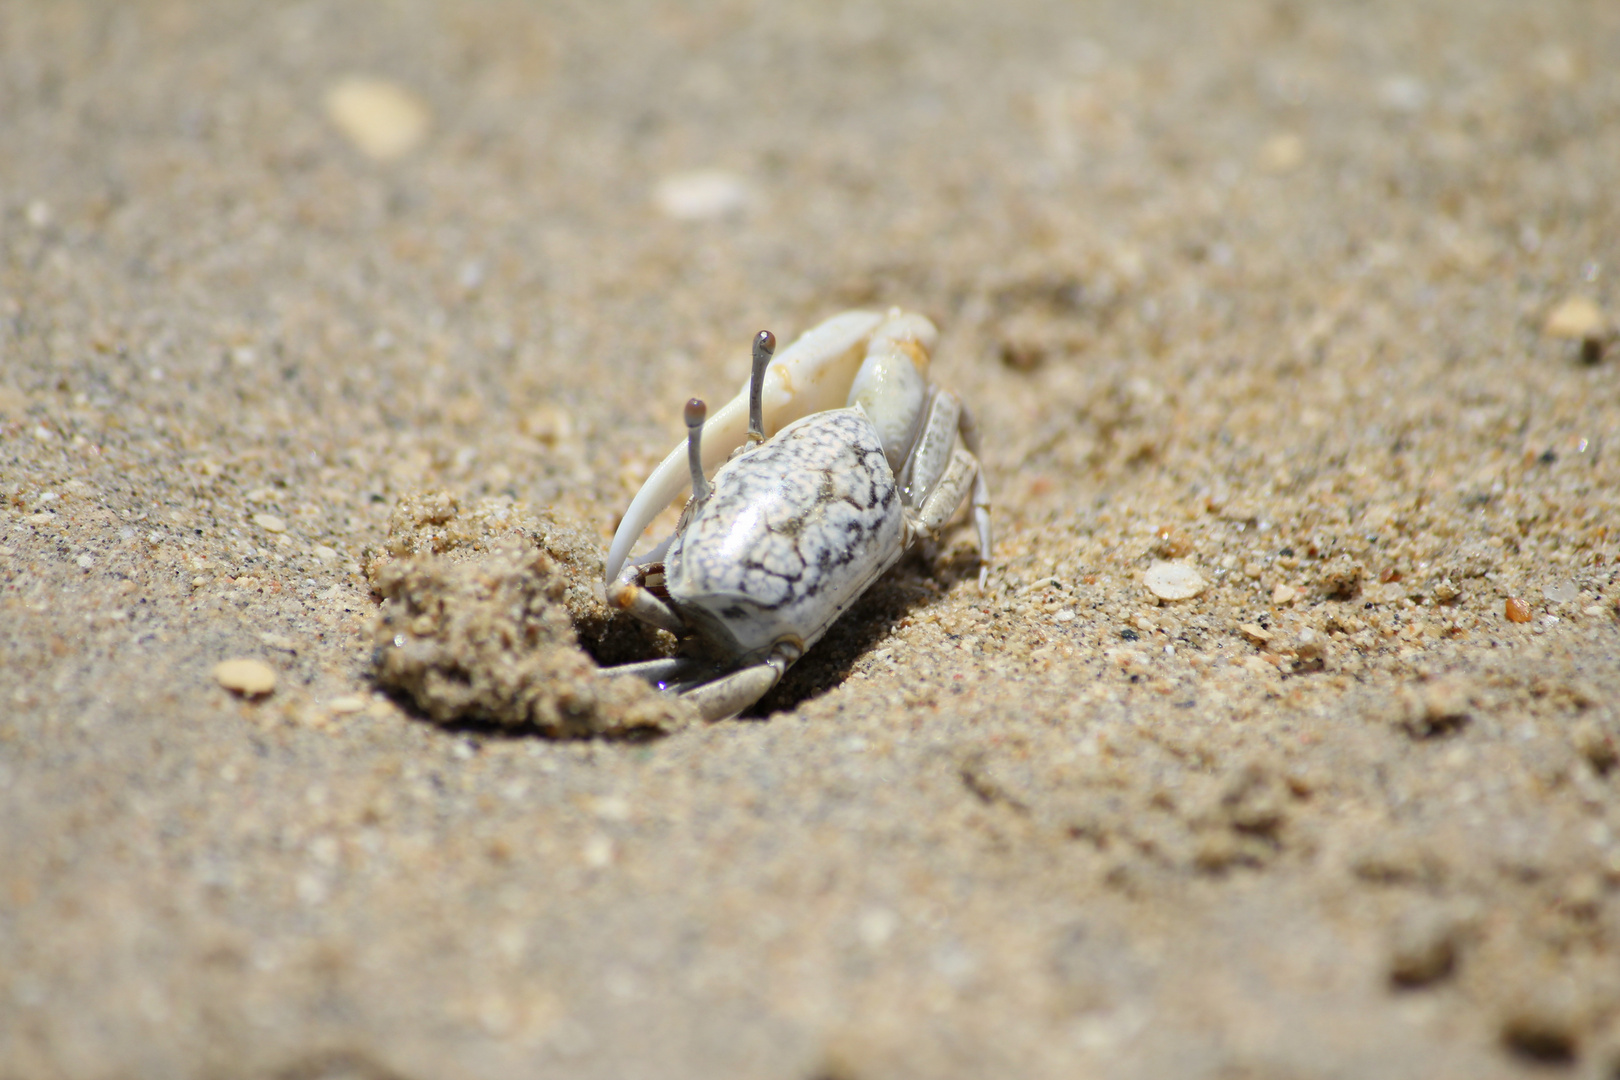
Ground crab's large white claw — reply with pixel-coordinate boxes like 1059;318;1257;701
605;309;886;583
847;311;938;475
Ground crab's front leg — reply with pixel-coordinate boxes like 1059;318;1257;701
952;401;994;588
900;394;992;588
603;616;794;721
603;395;796;722
606;397;713;636
604;614;798;723
612;649;795;722
679;645;797;722
607;566;688;637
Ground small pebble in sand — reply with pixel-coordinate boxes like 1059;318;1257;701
324;76;431;161
1257;132;1306;173
1570;719;1617;775
582;835;615;868
591;796;632;822
1543;295;1607;340
327;695;366;714
1388;903;1461;987
1272;583;1298;605
1238;622;1271;646
519;405;574;447
1505;596;1533;623
1319;555;1363;600
213;659;276;698
1544;295;1610;364
1378;74;1429;113
1153;525;1194;559
1144;560;1205;601
653;169;753;221
1391;678;1471;738
997;314;1058;372
1500;982;1582;1064
252;513;287;533
1292;628;1327;671
1542;581;1578;604
1531;44;1579;85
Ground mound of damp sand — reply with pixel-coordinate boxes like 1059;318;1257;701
368;493;694;738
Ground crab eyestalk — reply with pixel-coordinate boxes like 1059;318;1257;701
684;398;711;504
603;309;884;586
746;330;776;444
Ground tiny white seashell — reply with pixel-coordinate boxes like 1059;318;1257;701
1144;560;1206;601
1543;296;1607;341
324;76;431;161
653;170;753;221
213;658;276;697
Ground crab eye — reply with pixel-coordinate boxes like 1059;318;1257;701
684;398;711;502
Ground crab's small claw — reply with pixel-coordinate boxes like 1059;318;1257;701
604;309;885;583
607;575;686;636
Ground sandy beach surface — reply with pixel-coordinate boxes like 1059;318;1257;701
4;1;1619;1077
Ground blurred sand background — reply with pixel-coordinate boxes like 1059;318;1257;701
3;1;1619;1077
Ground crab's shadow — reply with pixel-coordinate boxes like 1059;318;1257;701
746;544;981;718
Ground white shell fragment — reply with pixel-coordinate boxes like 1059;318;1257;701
1238;622;1272;645
1144;560;1207;601
213;658;276;697
1543;295;1608;340
653;170;754;221
1257;132;1306;174
324;76;431;161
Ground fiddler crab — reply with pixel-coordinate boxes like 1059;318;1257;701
602;308;992;721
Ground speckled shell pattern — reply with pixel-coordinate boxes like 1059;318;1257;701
664;408;905;663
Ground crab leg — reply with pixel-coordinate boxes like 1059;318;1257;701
958;403;994;588
606;655;708;688
681;650;793;722
894;390;994;590
606;574;686;635
609;647;796;722
604;309;885;583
